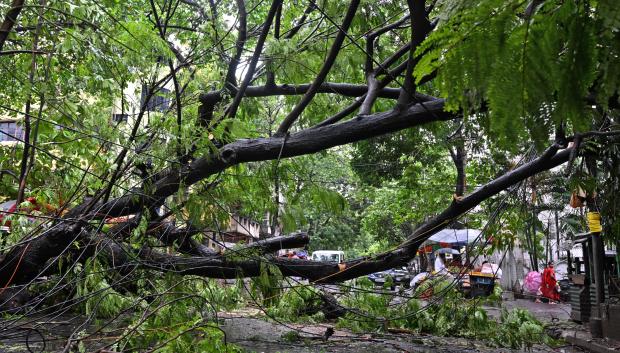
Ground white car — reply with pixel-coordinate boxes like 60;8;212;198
311;250;345;263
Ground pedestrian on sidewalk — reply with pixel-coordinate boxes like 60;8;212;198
540;261;560;303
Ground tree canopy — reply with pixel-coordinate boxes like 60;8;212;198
0;0;618;350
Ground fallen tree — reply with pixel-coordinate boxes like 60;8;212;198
136;143;574;282
0;102;588;288
0;0;618;320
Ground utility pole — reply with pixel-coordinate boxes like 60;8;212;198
590;219;604;337
585;154;604;338
555;211;560;262
531;208;539;272
546;218;550;264
531;182;539;272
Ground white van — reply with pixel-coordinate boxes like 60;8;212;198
311;250;345;263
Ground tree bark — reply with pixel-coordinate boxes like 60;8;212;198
90;99;451;219
276;0;361;134
0;0;25;52
0;106;575;287
117;145;574;283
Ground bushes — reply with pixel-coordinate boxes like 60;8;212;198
266;285;325;323
331;278;552;349
119;276;243;352
120;297;241;353
74;259;134;319
491;308;553;349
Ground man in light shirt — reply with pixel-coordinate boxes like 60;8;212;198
434;254;447;273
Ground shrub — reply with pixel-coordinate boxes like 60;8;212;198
335;278;551;349
266;285;325;323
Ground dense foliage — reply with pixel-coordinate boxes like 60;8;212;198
0;0;618;351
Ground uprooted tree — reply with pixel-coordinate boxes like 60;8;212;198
0;0;618;332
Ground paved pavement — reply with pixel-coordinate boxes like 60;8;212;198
0;298;593;353
219;297;593;353
221;316;584;353
484;298;571;322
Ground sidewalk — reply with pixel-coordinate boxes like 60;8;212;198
488;298;620;353
484;298;571;322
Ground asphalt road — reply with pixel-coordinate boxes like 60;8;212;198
221;316;584;353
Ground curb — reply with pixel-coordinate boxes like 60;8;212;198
565;336;619;353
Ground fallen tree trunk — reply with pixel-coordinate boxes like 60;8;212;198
150;224;309;256
0;102;573;288
136;144;573;282
87;98;451;219
233;232;309;254
0;99;449;287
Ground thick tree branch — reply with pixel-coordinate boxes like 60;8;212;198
406;143;565;246
396;0;430;109
200;82;403;105
0;223;84;286
231;232;309;254
224;0;247;91
226;0;282;119
137;144;573;282
149;222;308;256
276;0;361;135
198;80;435;128
93;99;451;218
0;0;25;52
0;139;576;287
0;99;451;287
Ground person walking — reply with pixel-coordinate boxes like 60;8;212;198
434;253;447;273
540;261;560;303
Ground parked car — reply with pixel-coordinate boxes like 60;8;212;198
311;250;345;263
368;267;412;289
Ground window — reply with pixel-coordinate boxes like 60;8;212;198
312;253;343;263
112;113;128;123
140;85;171;112
0;121;24;143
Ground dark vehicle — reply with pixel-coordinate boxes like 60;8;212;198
368;267;411;289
